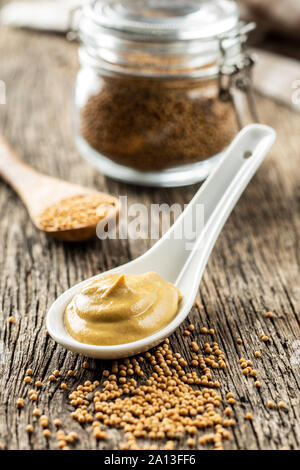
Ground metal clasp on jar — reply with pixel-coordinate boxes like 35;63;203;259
218;23;259;126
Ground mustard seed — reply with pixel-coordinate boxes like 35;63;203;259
83;361;90;369
43;429;51;438
254;351;261;358
278;401;286;409
245;413;253;420
68;431;78;441
16;398;24;408
24;376;31;384
67;370;74;377
265;311;274;318
237;339;243;345
267;401;275;409
54;419;62;427
40;415;49;427
188;324;195;332
33;408;41;417
58;440;67;449
26;424;34;433
255;381;261;388
186;437;195;447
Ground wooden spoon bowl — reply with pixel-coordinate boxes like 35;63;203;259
0;136;119;242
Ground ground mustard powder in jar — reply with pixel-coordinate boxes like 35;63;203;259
74;0;256;186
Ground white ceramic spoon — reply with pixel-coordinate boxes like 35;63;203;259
47;124;276;359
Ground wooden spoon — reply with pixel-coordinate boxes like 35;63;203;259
0;136;120;242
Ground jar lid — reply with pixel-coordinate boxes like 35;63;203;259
85;0;239;41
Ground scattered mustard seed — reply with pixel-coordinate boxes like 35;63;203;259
83;361;90;369
186;437;195;447
245;413;253;420
16;398;24;408
278;401;286;409
8;316;15;324
265;311;274;318
267;401;275;409
40;415;49;427
26;369;33;376
237;338;243;345
254;351;261;358
58;440;67;449
260;334;269;342
68;431;78;441
26;424;34;433
43;429;51;438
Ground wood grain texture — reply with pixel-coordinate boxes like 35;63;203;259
0;25;299;450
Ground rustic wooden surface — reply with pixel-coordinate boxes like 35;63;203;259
0;24;299;451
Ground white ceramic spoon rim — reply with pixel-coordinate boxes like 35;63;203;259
46;124;276;359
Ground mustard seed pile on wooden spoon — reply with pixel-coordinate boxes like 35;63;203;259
0;136;119;242
37;192;119;241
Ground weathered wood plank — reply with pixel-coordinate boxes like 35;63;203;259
0;25;299;450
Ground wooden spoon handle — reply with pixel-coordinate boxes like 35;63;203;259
0;135;41;199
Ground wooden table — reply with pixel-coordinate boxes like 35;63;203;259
0;25;299;451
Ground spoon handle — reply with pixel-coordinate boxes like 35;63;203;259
140;124;276;285
176;124;276;291
0;135;42;198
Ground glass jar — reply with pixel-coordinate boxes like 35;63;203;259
73;0;257;187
